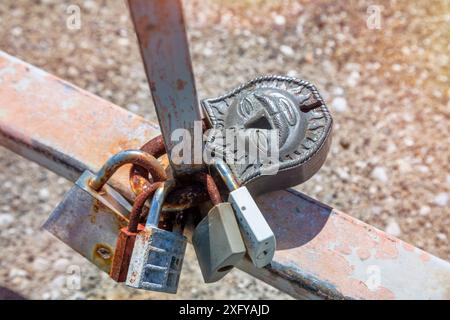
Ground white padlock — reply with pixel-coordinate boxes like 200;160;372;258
214;159;276;268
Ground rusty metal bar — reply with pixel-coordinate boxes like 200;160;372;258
1;51;450;299
127;0;202;176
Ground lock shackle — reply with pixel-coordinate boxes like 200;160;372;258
89;150;167;191
145;180;176;228
195;172;222;206
212;159;240;191
128;181;163;233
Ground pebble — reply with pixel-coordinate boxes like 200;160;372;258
32;257;51;272
280;45;295;57
127;103;140;113
371;166;388;183
331;97;348;113
446;174;450;186
420;206;431;216
273;14;286;26
53;258;71;272
38;188;50;201
333;87;344;96
433;193;449;207
9;268;28;278
371;206;382;215
0;213;14;226
385;219;401;237
437;233;447;241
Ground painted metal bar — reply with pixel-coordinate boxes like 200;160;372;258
127;0;202;176
1;51;450;299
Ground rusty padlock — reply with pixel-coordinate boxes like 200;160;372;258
110;181;163;282
126;180;187;293
44;150;167;277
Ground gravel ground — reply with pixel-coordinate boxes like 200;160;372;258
0;0;449;300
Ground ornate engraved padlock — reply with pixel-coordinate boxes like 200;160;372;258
43;150;166;276
202;75;333;195
126;180;187;293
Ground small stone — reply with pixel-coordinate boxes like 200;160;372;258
273;14;286;26
419;206;431;216
280;45;295;57
332;87;344;96
437;233;447;241
371;166;388;183
0;214;14;227
433;193;449;207
371;206;382;215
39;188;50;201
203;47;213;57
287;70;298;77
127;103;140;113
346;70;360;87
117;38;129;46
404;137;414;147
392;64;402;72
33;257;51;272
11;27;23;37
67;66;79;77
446;174;450;186
331;97;348;113
53;258;71;272
9;268;28;278
385;219;401;237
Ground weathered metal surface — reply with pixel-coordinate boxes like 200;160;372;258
128;0;202;176
43;171;130;274
1;51;450;299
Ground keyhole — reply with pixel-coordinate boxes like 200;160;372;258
245;116;272;130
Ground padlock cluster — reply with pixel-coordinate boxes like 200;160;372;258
44;144;276;294
44;75;333;294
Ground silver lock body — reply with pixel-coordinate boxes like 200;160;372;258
43;170;131;273
126;227;186;292
202;75;333;196
126;182;187;293
228;186;275;268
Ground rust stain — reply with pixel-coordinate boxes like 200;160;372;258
176;79;186;91
92;243;113;273
420;251;431;262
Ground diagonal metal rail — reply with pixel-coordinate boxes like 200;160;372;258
1;51;450;299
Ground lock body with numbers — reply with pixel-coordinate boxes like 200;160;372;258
126;181;187;293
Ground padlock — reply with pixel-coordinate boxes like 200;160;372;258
43;150;167;276
126;180;187;293
110;181;163;282
192;173;246;283
202;75;333;196
214;159;276;268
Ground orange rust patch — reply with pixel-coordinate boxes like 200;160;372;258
92;243;113;273
420;251;431;262
357;248;371;261
176;79;186;91
403;241;415;252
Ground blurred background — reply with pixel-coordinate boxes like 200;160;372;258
0;0;449;299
